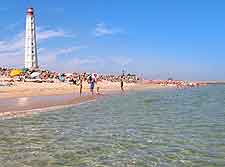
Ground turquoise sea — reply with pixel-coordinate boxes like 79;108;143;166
0;85;225;167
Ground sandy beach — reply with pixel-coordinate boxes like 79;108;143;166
0;81;164;117
0;81;164;99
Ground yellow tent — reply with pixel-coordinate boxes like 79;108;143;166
10;69;22;77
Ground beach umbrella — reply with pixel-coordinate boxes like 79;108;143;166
30;72;40;78
58;75;65;82
10;69;22;77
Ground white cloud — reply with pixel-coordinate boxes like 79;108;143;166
48;55;132;72
38;46;87;60
37;29;75;41
52;56;104;72
0;27;78;67
37;46;88;71
0;32;24;66
56;46;87;55
0;32;24;53
94;23;122;37
72;57;100;65
109;56;132;66
0;28;73;54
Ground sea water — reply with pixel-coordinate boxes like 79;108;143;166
0;85;225;167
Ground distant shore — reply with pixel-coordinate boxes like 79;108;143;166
198;81;225;85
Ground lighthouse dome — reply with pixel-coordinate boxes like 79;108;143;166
27;8;34;15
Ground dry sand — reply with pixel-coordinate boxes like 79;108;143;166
0;81;164;99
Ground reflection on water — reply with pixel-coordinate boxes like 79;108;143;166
0;85;225;166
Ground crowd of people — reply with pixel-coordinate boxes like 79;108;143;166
0;67;138;83
0;67;137;95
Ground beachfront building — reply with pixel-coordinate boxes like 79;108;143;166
24;7;38;69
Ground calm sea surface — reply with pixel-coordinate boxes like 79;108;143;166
0;85;225;167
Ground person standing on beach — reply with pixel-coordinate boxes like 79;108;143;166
96;83;100;95
120;76;124;94
90;79;95;95
94;76;100;95
87;74;95;95
79;75;83;96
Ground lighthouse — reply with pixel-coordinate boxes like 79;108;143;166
24;7;38;69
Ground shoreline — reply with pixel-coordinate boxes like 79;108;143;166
0;94;97;119
0;78;210;118
0;82;166;118
0;80;208;119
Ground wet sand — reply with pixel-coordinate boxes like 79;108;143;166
0;94;96;118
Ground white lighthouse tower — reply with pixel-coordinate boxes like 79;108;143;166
24;7;38;69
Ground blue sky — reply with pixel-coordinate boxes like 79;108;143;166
0;0;225;80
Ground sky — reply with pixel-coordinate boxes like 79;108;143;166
0;0;225;80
